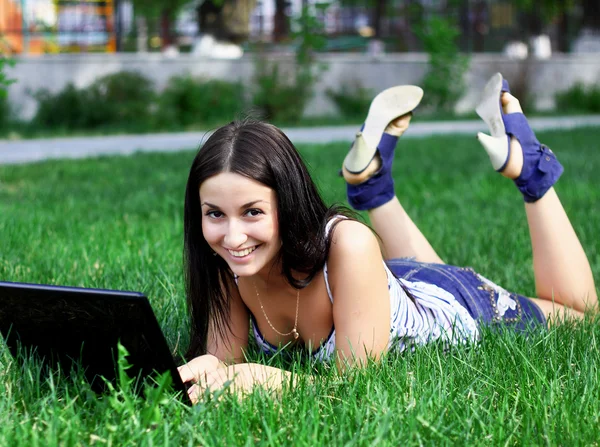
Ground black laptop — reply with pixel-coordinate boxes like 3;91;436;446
0;281;192;405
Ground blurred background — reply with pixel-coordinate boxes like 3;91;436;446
2;0;599;54
0;0;599;132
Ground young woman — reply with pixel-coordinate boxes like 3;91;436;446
178;73;597;403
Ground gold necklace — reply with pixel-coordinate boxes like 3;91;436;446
253;281;300;340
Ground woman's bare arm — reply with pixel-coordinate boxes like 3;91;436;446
327;220;392;370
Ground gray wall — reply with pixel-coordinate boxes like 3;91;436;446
6;53;600;120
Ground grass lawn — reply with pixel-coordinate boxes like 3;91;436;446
0;127;599;445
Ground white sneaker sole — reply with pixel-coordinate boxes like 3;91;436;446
344;85;424;174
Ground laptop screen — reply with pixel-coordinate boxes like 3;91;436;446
0;281;191;404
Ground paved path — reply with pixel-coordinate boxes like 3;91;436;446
1;116;599;165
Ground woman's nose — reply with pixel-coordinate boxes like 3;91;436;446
223;220;248;248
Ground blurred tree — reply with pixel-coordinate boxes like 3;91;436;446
416;16;469;112
372;0;387;39
580;0;600;30
197;0;225;39
132;0;255;48
511;0;600;52
131;0;192;49
511;0;575;51
196;0;256;44
273;0;291;42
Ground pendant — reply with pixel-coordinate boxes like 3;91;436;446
292;329;299;340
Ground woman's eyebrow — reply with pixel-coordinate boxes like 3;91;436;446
241;200;267;208
200;200;267;209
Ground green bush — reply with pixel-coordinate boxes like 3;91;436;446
326;81;374;120
0;54;15;99
0;95;11;129
157;75;246;127
87;71;156;128
33;83;91;129
252;61;311;123
555;82;600;113
416;16;469;112
32;71;155;130
0;55;15;129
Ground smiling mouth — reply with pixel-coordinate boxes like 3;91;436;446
227;246;259;258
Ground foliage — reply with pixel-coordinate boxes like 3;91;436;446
32;83;93;129
32;72;155;131
415;16;470;113
293;4;328;67
130;0;195;50
0;96;11;130
326;81;375;120
130;0;192;20
252;61;310;123
31;71;245;131
102;343;175;444
87;71;156;127
555;82;600;113
252;4;329;123
512;0;576;24
157;75;246;127
0;54;16;128
292;3;329;112
0;54;16;99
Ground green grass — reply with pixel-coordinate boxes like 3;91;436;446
1;128;599;445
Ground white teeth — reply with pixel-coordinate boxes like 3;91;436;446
228;246;257;257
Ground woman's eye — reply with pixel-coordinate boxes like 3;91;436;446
206;210;223;218
246;209;263;217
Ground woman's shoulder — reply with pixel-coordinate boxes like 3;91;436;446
325;218;389;300
328;219;380;258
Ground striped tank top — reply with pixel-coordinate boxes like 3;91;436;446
250;217;479;361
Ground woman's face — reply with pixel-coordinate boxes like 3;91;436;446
199;172;281;277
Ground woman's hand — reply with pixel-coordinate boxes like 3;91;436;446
178;354;227;404
185;368;234;404
181;362;295;404
178;354;223;383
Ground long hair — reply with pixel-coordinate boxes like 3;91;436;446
184;119;355;359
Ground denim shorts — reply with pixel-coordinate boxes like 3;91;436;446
385;258;547;332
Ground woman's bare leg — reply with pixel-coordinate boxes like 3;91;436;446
526;189;597;313
529;297;585;323
368;199;445;263
344;114;444;263
498;94;598;313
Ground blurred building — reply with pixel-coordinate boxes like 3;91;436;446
1;0;116;54
0;0;594;55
